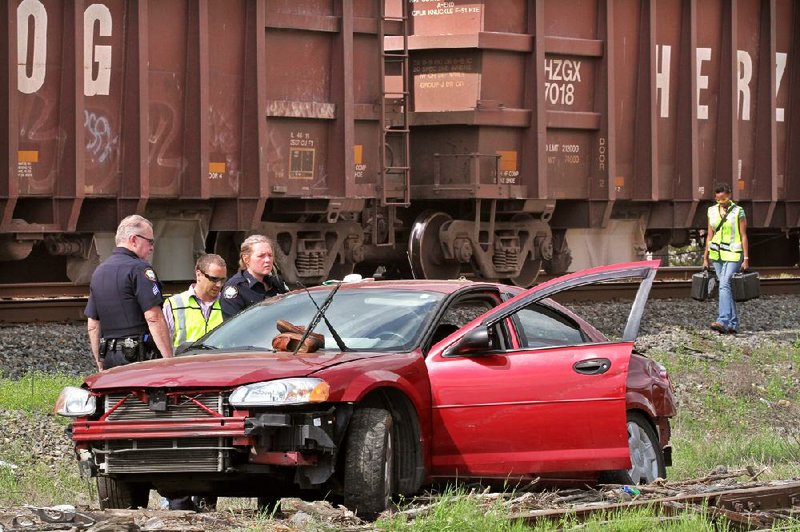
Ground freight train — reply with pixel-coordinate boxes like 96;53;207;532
3;0;798;286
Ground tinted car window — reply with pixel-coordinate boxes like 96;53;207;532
193;288;445;353
515;302;586;348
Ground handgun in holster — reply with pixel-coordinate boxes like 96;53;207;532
120;337;141;362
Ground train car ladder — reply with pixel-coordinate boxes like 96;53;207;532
379;1;411;208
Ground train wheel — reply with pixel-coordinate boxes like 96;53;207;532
408;211;461;280
506;214;543;287
507;258;542;288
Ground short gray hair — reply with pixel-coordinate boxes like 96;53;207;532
115;215;153;246
239;234;274;270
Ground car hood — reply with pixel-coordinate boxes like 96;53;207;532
84;351;380;390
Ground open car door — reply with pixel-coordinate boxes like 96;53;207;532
425;261;659;479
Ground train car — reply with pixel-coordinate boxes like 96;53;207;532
2;0;799;286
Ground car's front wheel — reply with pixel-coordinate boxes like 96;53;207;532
343;407;394;518
96;476;150;509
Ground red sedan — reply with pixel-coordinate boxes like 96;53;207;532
57;261;675;516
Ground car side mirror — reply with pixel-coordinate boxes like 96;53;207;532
175;341;193;356
444;327;490;357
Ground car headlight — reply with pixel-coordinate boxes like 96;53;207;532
229;378;330;407
54;386;97;417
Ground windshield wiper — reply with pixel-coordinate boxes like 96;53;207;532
191;343;216;350
295;282;348;354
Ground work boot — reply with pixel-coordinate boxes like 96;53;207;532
710;322;727;334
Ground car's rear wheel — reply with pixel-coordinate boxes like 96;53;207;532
96;476;150;509
601;412;666;485
343;407;394;518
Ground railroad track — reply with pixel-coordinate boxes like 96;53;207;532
1;269;799;323
510;478;800;529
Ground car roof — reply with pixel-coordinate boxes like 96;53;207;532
289;278;509;296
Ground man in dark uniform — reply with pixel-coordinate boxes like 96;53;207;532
86;215;174;371
220;234;288;320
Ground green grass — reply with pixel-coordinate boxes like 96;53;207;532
3;346;800;529
659;334;800;480
377;489;734;531
379;488;530;532
0;454;95;507
0;372;83;413
532;505;731;532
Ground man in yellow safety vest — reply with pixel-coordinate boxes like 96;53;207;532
164;253;226;349
161;253;227;510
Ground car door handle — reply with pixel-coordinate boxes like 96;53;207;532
573;358;611;375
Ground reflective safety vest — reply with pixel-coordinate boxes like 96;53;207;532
167;291;224;347
708;203;744;262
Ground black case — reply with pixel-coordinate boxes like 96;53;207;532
691;270;716;301
732;271;760;301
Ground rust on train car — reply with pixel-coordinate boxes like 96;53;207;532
2;0;799;286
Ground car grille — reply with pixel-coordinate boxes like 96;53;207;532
104;392;225;420
101;392;230;473
103;437;228;473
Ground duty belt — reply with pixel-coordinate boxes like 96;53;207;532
103;337;141;352
101;336;147;363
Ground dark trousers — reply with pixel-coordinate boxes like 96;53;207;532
101;350;129;370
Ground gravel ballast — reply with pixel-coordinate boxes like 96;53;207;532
1;294;798;379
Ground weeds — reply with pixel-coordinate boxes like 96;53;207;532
0;372;83;414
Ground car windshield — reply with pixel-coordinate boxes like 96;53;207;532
193;288;445;353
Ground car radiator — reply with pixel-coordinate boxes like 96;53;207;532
99;392;232;474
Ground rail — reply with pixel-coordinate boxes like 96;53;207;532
513;479;800;529
1;269;799;323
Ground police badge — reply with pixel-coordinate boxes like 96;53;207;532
144;268;157;281
224;286;238;299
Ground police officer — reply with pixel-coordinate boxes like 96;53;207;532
85;215;174;371
220;235;288;320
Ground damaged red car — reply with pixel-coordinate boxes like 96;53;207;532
56;261;676;516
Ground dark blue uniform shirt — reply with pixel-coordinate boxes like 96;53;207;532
85;247;164;339
220;270;288;319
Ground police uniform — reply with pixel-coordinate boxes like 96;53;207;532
85;247;164;369
220;270;288;319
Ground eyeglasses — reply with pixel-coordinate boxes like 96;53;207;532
201;271;227;284
135;234;155;245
